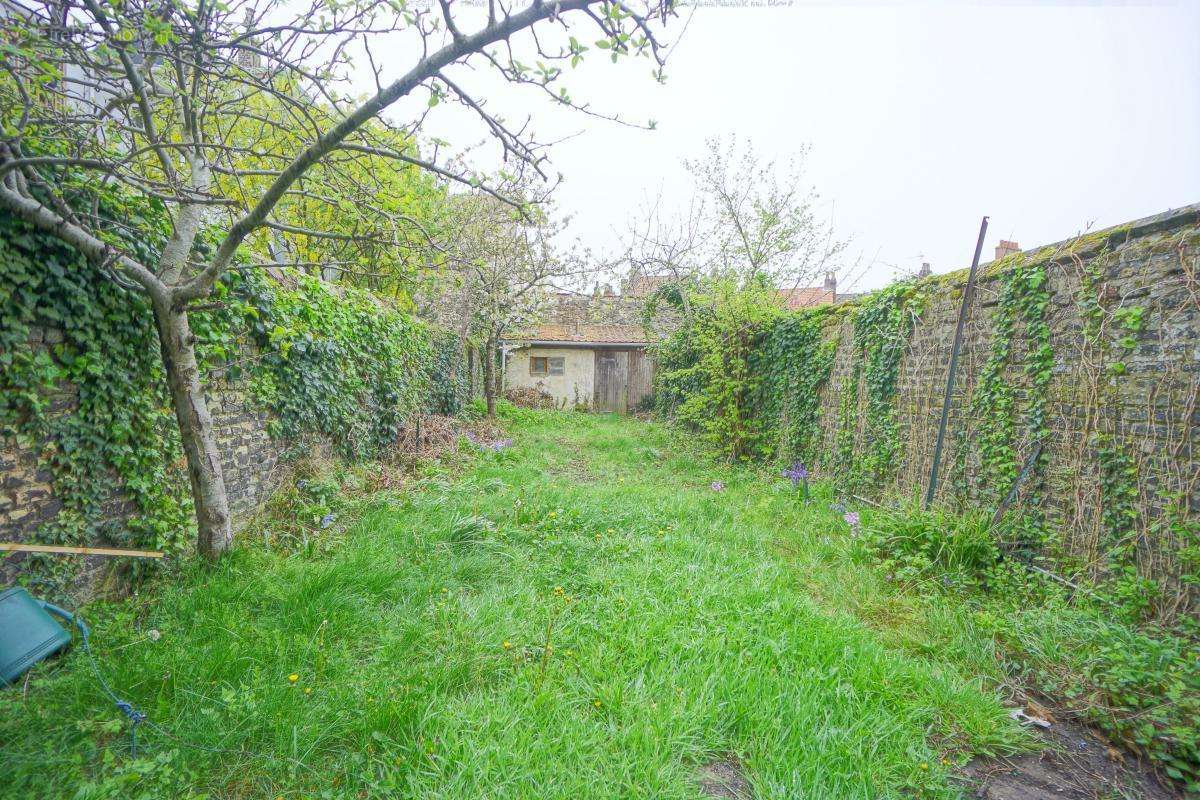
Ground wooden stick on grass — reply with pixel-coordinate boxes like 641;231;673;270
0;543;164;558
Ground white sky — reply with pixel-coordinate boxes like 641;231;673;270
366;0;1200;292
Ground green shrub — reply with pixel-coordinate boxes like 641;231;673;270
979;600;1200;792
650;278;782;460
855;505;1000;585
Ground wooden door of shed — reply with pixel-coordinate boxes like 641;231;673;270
627;349;653;411
593;350;629;413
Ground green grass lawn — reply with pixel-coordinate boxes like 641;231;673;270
1;411;1027;799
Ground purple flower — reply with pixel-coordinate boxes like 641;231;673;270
843;511;860;527
781;462;811;503
781;461;809;487
465;432;512;452
710;481;725;492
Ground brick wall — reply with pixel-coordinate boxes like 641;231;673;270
812;204;1199;595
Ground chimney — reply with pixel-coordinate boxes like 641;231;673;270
994;240;1020;261
236;9;263;69
918;262;931;278
822;271;836;294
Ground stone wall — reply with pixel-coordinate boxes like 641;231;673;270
0;349;298;582
813;204;1199;601
546;291;647;327
204;382;293;517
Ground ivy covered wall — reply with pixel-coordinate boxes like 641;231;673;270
0;215;468;588
658;204;1199;621
816;206;1200;619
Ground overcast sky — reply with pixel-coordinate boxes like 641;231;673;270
371;0;1200;292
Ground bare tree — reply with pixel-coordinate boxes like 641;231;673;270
618;136;846;337
0;0;677;557
685;136;845;291
447;186;586;417
621;191;704;323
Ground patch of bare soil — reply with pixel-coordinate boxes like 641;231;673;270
697;757;752;799
958;699;1180;800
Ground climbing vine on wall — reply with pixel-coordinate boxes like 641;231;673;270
1074;246;1169;617
425;329;471;416
2;210;456;587
0;211;193;583
226;270;434;461
838;281;925;489
832;362;861;480
965;256;1053;550
653;280;924;474
751;310;837;464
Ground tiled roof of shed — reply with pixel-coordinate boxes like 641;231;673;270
778;287;835;310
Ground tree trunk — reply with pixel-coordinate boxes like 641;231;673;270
483;336;497;417
152;297;233;559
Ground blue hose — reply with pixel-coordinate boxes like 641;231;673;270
50;607;147;757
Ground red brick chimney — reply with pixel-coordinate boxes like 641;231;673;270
822;271;836;294
918;262;931;278
994;240;1020;261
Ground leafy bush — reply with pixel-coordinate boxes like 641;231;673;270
851;503;1199;792
651;278;782;459
978;600;1200;792
854;505;1000;585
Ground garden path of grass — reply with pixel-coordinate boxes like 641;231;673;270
1;412;1026;799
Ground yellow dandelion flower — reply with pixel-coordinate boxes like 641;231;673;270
503;641;513;649
593;699;602;708
287;673;299;683
304;687;312;695
919;762;929;771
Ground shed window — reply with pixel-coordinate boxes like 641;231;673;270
530;356;565;376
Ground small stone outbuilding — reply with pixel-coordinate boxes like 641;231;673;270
502;323;653;413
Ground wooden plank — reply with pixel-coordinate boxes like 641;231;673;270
593;351;613;411
0;543;165;558
627;349;654;411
